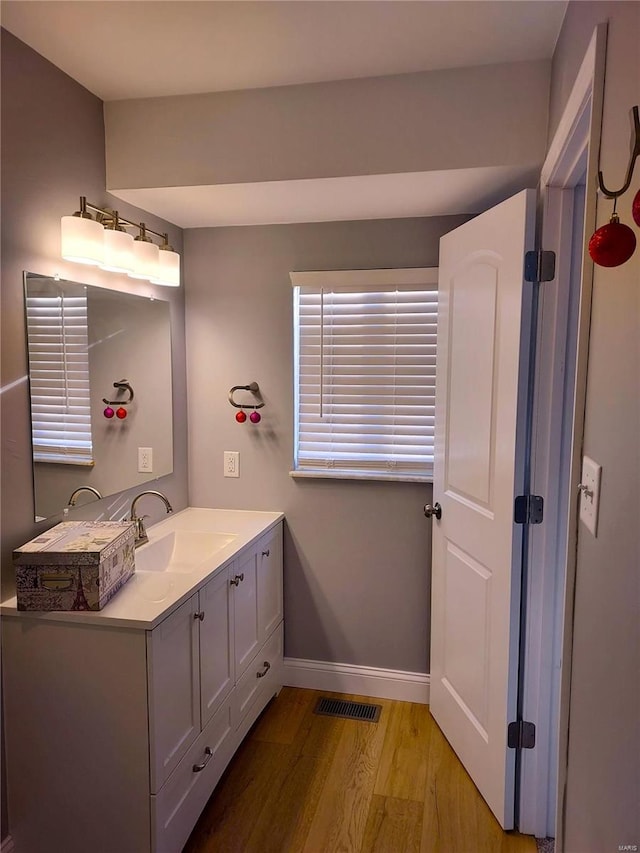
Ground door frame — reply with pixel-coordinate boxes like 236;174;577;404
518;23;607;841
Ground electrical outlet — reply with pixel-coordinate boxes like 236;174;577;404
138;447;153;473
224;451;240;478
579;455;602;536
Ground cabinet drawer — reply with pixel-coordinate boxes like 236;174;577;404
151;700;234;853
233;623;283;729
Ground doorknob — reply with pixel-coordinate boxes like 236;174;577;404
423;502;442;520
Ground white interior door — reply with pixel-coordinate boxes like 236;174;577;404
429;189;536;829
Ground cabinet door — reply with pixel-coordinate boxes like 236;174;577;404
231;549;260;678
257;524;283;643
148;594;200;792
199;566;233;727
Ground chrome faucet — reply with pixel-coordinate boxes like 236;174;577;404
128;490;173;547
67;486;103;506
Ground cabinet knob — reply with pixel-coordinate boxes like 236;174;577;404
261;549;270;557
256;661;271;679
192;746;213;773
193;611;205;621
229;573;244;587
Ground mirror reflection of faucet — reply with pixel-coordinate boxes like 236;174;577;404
66;486;103;507
128;490;173;547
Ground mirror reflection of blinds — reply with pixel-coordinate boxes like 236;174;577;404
26;294;94;465
294;279;437;479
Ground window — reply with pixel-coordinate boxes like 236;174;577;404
291;268;438;482
25;288;94;465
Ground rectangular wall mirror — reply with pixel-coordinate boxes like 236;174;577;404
24;272;174;521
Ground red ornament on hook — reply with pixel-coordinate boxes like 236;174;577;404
588;212;636;267
116;407;128;420
235;410;247;423
632;187;640;227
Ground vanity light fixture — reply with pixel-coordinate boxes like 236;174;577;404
102;211;135;274
60;197;104;266
152;240;180;287
61;196;180;286
129;224;160;280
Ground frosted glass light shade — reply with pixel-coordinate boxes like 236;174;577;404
101;229;134;274
61;215;104;266
129;239;159;280
152;248;180;287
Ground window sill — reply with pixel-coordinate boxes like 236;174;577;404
289;470;432;484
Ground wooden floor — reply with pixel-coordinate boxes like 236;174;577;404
184;687;537;853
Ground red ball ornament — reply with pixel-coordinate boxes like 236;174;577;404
249;411;261;424
632;188;640;228
235;410;247;423
116;407;128;419
588;213;636;267
103;406;115;419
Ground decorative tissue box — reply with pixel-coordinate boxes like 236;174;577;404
13;521;135;612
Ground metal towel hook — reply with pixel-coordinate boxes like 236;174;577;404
597;105;640;199
102;379;135;406
228;382;265;410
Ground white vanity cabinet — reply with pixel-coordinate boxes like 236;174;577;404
151;526;283;850
230;525;284;729
231;524;283;679
147;565;233;792
1;512;284;853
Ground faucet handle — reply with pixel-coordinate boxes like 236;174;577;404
131;514;150;546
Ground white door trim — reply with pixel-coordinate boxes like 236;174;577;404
519;23;607;842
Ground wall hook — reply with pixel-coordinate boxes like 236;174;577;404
228;382;265;410
102;379;135;406
597;105;640;198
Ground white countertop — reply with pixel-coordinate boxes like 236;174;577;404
1;507;283;630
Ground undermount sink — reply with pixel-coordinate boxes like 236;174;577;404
135;529;237;573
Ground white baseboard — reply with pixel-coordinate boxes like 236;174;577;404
1;835;15;853
283;657;430;704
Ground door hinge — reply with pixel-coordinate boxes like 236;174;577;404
514;494;544;525
524;250;556;283
508;720;536;749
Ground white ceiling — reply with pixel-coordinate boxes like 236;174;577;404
114;165;540;228
2;1;568;101
1;0;568;226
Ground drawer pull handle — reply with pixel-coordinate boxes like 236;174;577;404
194;611;205;621
229;572;244;587
192;746;213;773
261;549;270;557
256;661;271;679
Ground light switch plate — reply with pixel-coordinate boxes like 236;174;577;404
224;451;240;478
579;455;602;536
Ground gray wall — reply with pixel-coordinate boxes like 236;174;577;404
105;61;549;191
0;30;189;838
549;3;640;851
185;216;468;673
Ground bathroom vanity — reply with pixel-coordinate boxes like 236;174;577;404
1;507;284;853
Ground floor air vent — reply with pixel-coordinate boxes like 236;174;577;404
313;697;382;722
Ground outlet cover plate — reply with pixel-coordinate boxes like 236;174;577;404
138;447;153;473
224;451;240;478
579;455;601;536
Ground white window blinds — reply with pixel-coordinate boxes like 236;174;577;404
292;268;438;481
26;291;94;465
